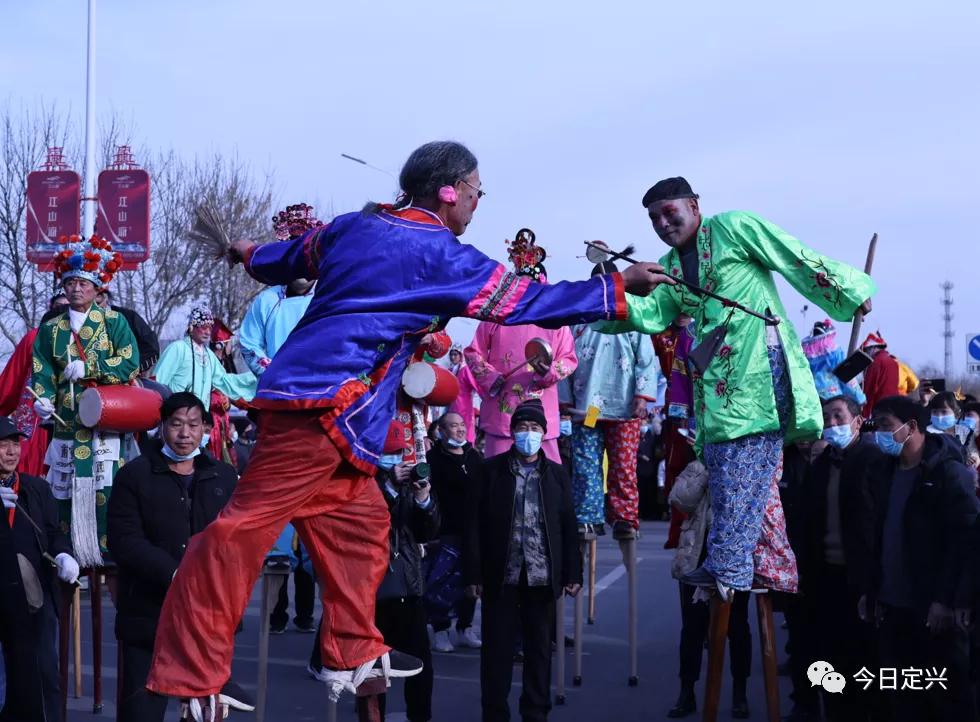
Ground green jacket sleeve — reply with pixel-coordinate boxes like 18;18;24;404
597;285;681;335
153;339;186;391
89;314;140;384
31;327;58;403
725;211;876;323
208;350;258;403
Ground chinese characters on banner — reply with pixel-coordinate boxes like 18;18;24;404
95;168;151;268
25;170;81;270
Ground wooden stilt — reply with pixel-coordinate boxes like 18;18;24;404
355;677;388;722
755;591;781;722
72;586;82;697
555;593;566;704
256;565;289;722
90;569;103;713
58;582;72;720
587;537;598;624
624;539;638;686
703;595;731;722
573;541;586;686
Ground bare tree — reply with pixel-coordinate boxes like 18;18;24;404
0;102;74;347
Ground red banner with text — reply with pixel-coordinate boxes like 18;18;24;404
95;168;151;268
26;170;81;270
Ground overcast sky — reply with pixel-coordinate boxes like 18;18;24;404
3;0;978;375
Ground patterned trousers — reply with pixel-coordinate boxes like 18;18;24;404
703;347;798;591
571;418;642;529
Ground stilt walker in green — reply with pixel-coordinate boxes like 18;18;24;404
32;234;139;568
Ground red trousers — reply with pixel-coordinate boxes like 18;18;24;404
146;410;390;698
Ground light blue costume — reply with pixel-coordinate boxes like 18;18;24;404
153;338;257;411
238;285;314;376
560;324;658;528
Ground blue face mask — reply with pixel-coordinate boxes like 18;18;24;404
513;430;543;457
377;453;403;470
962;417;978;432
822;423;855;449
875;423;909;457
200;432;211;448
559;420;573;437
446;437;466;448
161;443;201;462
931;414;956;431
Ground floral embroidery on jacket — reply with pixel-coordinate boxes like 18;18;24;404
795;250;843;308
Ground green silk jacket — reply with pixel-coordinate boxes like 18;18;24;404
603;210;876;449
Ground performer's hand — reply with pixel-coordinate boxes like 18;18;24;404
0;485;17;510
63;359;86;382
55;553;80;584
413;480;431;504
621;263;676;296
466;584;483;599
631;397;648;419
530;357;550;376
858;298;873;316
227;239;254;266
33;398;55;421
926;601;953;634
564;583;582;597
419;333;435;349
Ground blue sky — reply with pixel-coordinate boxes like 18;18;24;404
3;0;978;373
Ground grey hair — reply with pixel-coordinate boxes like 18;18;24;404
394;141;478;209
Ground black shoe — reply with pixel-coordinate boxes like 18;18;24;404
513;650;524;664
732;695;750;719
781;704;817;722
594;523;606;536
369;650;424;679
564;635;574;648
679;566;716;588
667;687;696;718
294;619;316;633
270;622;287;634
219;680;256;712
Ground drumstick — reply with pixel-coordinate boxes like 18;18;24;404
12;498;59;568
26;387;68;426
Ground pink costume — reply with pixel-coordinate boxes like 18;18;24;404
464;322;577;463
448;363;480;444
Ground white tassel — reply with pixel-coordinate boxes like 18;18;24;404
70;475;103;569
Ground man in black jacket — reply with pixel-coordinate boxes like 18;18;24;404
427;412;483;652
869;395;978;721
107;393;249;722
0;416;78;722
465;399;581;722
795;396;885;721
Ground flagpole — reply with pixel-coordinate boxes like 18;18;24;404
81;0;97;237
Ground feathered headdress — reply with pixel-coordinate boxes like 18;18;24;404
273;203;324;241
53;234;123;287
506;228;548;282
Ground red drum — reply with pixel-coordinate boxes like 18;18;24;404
78;385;163;433
401;362;459;406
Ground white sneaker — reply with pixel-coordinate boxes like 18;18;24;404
432;630;455;653
456;627;482;649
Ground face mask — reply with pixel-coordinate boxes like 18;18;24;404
875;423;909;457
822;423;855;449
931;414;956;431
446;438;466;448
377;453;403;470
161;443;201;463
200;433;211;448
513;430;543;457
559;420;573;437
962;417;978;432
230;429;239;443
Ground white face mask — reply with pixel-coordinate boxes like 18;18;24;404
161;443;201;463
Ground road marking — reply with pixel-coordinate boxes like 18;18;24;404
594;557;643;596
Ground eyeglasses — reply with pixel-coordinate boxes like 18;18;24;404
459;179;486;199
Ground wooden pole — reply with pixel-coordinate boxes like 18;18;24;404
555;593;566;704
257;567;289;722
756;592;781;722
573;541;585;686
72;586;82;697
90;569;103;713
703;595;731;722
587;538;597;624
846;233;879;355
625;539;638;687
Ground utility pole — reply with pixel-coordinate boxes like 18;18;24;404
81;0;97;237
941;281;954;378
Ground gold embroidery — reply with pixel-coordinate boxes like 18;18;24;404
95;492;106;507
75;429;92;443
104;309;118;320
99;535;107;550
33;358;42;373
79;326;94;340
89;309;104;324
34;383;47;397
105;356;122;367
74;445;91;460
118;344;133;360
58;319;71;331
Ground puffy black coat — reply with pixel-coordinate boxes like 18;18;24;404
374;469;440;599
870;433;979;612
107;441;237;647
464;451;581;600
427;442;481;539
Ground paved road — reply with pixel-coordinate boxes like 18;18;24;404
67;521;794;721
